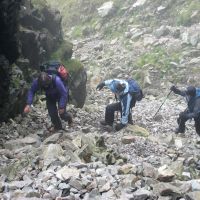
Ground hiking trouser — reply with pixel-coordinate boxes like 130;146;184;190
177;110;200;135
194;115;200;136
46;97;71;130
105;102;134;125
177;110;190;133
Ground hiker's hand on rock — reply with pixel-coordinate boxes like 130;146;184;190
96;82;105;91
58;108;65;115
24;105;31;114
170;85;177;92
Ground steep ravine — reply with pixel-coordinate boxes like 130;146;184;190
1;34;200;199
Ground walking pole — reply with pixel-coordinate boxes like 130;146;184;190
152;90;173;119
115;94;120;122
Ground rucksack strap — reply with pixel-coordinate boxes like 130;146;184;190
51;74;57;88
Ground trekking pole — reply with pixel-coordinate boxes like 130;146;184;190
115;94;120;122
152;90;173;119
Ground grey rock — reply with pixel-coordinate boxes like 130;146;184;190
142;162;156;178
69;178;83;191
185;191;200;200
56;166;80;181
157;165;175;182
190;180;200;191
153;182;181;196
154;26;170;38
131;188;153;200
4;136;41;150
43;133;62;145
97;1;114;18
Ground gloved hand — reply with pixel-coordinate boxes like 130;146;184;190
179;112;194;120
170;85;178;92
24;105;31;114
58;108;65;115
96;82;105;91
185;113;195;119
115;123;126;131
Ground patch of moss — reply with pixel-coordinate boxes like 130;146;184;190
32;0;48;10
136;47;180;76
51;40;73;61
63;59;83;75
71;26;83;38
176;1;200;26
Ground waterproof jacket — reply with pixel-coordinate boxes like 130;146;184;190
174;88;200;118
104;79;133;125
27;76;68;109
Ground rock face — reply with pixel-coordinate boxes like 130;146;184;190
0;0;21;63
0;0;87;121
0;0;23;121
19;0;62;67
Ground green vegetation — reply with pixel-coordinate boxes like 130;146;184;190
71;26;83;38
51;40;83;74
176;0;200;26
136;47;180;75
63;59;83;74
32;0;48;10
51;40;73;61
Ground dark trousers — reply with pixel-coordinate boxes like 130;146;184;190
177;110;200;135
46;97;71;130
105;101;134;125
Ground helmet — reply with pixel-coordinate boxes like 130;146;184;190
186;86;196;96
38;72;52;89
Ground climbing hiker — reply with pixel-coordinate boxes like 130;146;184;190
96;79;143;131
24;65;72;132
170;85;200;135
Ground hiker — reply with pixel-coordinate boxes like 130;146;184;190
96;79;143;131
170;85;200;135
24;71;72;132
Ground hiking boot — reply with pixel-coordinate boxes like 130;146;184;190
104;125;113;132
175;128;184;134
100;120;112;126
128;118;133;125
67;114;73;127
128;113;133;125
47;126;60;133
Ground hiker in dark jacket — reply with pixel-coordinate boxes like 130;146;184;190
170;85;200;135
96;79;142;131
24;72;72;132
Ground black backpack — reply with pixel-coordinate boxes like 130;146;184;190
40;61;69;85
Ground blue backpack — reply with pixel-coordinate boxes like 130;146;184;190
127;79;143;101
196;88;200;98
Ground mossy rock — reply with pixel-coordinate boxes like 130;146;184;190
51;40;73;61
126;125;150;137
32;0;48;10
51;40;87;107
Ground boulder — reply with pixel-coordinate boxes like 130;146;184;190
126;125;150;137
157;165;175;182
97;1;114;18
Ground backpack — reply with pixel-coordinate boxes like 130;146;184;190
40;60;69;85
196;88;200;98
127;79;143;101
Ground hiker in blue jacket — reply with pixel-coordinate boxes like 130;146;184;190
96;79;142;131
24;72;72;132
170;85;200;135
